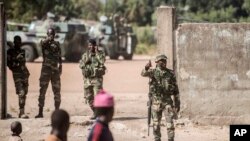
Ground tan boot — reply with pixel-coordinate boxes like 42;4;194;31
19;108;29;119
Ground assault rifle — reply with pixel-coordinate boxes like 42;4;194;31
147;60;153;136
147;95;152;136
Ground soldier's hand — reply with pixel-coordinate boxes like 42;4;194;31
48;35;54;41
44;37;50;42
145;60;152;70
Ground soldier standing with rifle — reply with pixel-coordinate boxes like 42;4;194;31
79;38;106;120
141;54;180;141
7;36;30;118
35;28;62;118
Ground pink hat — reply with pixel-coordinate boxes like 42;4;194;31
94;90;114;108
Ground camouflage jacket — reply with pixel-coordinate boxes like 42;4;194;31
41;39;62;66
79;50;106;78
141;67;180;106
7;47;29;75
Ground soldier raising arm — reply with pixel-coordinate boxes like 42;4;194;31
40;29;62;74
79;39;106;120
141;54;180;141
35;28;62;118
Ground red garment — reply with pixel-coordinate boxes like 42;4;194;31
88;119;114;141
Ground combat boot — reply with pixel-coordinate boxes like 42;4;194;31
35;107;43;118
19;108;29;119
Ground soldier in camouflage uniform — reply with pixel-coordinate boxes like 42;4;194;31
35;28;62;118
7;36;30;118
79;39;106;119
141;54;180;141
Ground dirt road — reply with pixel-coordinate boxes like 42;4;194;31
0;55;228;141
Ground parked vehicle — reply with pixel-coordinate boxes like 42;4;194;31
7;20;89;62
89;15;137;60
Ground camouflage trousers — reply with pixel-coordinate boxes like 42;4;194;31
84;77;103;110
13;72;29;109
38;64;61;109
152;102;175;141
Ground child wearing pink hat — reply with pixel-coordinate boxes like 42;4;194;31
87;90;114;141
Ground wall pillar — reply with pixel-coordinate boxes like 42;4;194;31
0;2;7;119
156;6;176;70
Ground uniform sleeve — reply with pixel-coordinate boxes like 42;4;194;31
96;51;105;65
20;50;26;63
57;42;62;65
79;53;87;69
40;39;47;56
141;68;154;77
6;50;12;69
40;39;45;47
170;73;180;107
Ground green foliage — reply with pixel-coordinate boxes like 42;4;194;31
133;26;156;55
4;0;250;25
134;26;156;45
185;6;237;22
5;0;103;22
178;0;250;23
135;43;156;55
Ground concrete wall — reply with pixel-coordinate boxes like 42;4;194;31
176;23;250;125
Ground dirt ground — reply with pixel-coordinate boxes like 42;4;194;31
0;55;228;141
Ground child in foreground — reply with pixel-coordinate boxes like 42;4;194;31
88;90;115;141
9;121;23;141
45;109;70;141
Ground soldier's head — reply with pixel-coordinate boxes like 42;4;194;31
47;28;56;41
94;90;115;122
10;121;22;135
155;54;167;69
113;13;121;23
13;35;22;48
51;109;70;138
88;38;97;52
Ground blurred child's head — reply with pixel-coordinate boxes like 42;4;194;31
94;90;115;122
11;121;22;135
51;109;70;134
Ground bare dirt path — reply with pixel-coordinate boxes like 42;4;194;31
0;55;228;141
